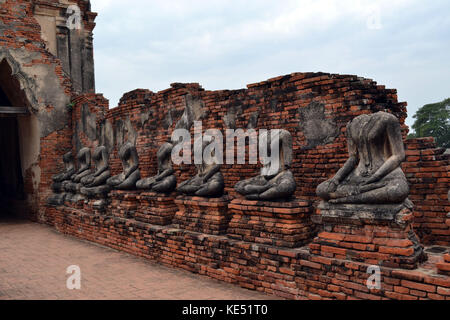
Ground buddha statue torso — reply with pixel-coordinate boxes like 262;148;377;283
317;112;409;204
136;142;177;193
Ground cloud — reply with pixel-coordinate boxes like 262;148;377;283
90;0;450;128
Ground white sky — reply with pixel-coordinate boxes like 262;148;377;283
90;0;450;129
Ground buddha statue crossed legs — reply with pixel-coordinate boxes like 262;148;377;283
136;142;177;193
317;111;409;205
51;152;75;192
177;135;224;198
235;129;296;201
107;142;141;190
63;147;92;201
71;148;92;183
80;146;111;199
48;152;75;205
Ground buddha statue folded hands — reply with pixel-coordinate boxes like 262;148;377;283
235;129;296;201
177;135;224;198
136;142;177;193
317;111;409;205
107;142;141;190
80;146;111;198
62;147;92;200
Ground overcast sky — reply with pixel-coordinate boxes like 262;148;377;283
90;0;450;129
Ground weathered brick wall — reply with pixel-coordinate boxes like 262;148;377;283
74;74;408;190
44;205;450;300
68;73;449;246
0;0;78;220
403;138;450;245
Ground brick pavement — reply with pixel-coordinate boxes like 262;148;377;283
0;218;279;300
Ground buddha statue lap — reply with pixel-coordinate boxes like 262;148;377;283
106;142;141;190
177;135;224;198
235;129;296;201
136;142;177;193
316;111;409;205
80;146;111;199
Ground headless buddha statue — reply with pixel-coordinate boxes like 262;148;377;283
235;129;296;201
316;111;409;204
71;148;92;183
48;152;75;205
63;148;92;201
107;142;141;190
51;152;75;192
136;142;177;193
80;146;111;198
177;136;224;198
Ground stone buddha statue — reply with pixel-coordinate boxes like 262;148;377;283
71;147;93;183
235;129;296;201
107;142;141;190
136;142;177;193
51;152;75;191
80;146;111;199
63;147;92;201
177;136;224;197
48;152;75;205
316;111;409;205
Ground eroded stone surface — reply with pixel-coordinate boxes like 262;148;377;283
317;112;409;206
235;129;296;201
107;142;141;190
136;142;176;193
177;135;225;198
298;101;339;149
47;152;75;206
80;146;111;200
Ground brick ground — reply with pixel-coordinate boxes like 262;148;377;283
0;219;279;300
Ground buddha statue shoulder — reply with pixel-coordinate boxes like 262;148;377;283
107;142;141;190
177;135;224;198
235;129;296;201
317;111;409;204
136;142;177;193
71;147;92;183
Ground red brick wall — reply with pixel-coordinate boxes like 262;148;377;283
68;73;449;246
45;206;450;300
1;0;76;220
404;138;450;245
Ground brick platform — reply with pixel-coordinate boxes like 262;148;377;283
135;192;178;225
63;191;86;210
228;199;315;248
108;191;140;219
45;205;450;300
173;196;231;235
311;202;426;269
437;254;450;276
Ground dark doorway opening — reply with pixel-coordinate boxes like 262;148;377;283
0;59;30;218
0;117;25;214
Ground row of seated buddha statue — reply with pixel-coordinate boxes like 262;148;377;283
49;111;411;211
49;111;428;267
49;129;298;206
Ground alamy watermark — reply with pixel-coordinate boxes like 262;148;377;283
171;121;283;176
66;5;82;30
366;5;382;30
66;265;81;290
367;265;381;290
